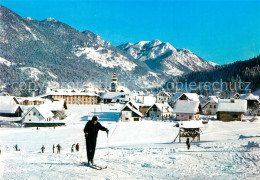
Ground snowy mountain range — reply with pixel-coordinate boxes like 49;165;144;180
0;5;215;94
118;40;216;76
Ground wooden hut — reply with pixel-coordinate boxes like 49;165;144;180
216;99;247;121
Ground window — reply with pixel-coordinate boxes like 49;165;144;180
181;115;183;117
29;119;31;121
177;115;179;116
210;105;212;108
214;105;216;108
33;112;36;116
233;115;238;119
189;115;192;119
125;118;129;120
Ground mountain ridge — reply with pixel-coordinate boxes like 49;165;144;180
117;40;215;76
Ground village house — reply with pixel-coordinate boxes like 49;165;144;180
23;105;54;122
121;102;142;122
39;89;99;105
168;92;200;107
239;93;259;109
201;97;218;115
0;95;23;118
100;92;133;104
172;101;200;121
16;97;45;106
216;99;247;121
147;102;173;119
156;90;172;103
0;103;23;117
135;95;156;116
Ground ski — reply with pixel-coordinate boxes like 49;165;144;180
81;162;107;170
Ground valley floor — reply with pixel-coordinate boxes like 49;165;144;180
0;105;260;180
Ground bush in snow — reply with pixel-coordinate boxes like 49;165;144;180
246;141;259;149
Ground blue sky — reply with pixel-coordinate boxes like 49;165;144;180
1;0;260;64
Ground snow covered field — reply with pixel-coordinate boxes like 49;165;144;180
0;105;260;179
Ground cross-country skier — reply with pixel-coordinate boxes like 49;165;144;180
41;145;45;153
56;144;61;154
52;144;55;153
186;138;191;150
83;116;109;165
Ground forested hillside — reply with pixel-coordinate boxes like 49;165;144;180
165;56;260;93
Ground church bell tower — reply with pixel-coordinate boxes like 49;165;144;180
111;69;118;92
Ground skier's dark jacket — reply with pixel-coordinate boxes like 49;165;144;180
83;120;107;139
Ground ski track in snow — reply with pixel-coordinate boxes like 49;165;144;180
0;105;260;179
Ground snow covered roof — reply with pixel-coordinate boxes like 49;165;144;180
0;103;22;114
16;97;45;103
216;99;247;113
101;92;132;101
0;92;10;96
148;103;173;113
121;103;142;117
136;95;156;106
0;96;18;104
36;106;54;118
39;91;98;97
168;93;199;103
128;100;140;109
118;86;131;93
180;120;203;128
172;101;200;114
201;97;218;108
44;99;67;111
43;88;99;97
168;92;183;103
24;105;54;119
157;91;171;97
184;93;200;101
240;93;259;101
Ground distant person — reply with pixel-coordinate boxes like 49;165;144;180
56;144;61;154
186;138;191;150
76;143;79;152
0;149;1;155
41;145;45;153
71;144;75;153
52;144;55;153
83;116;109;165
14;144;18;151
